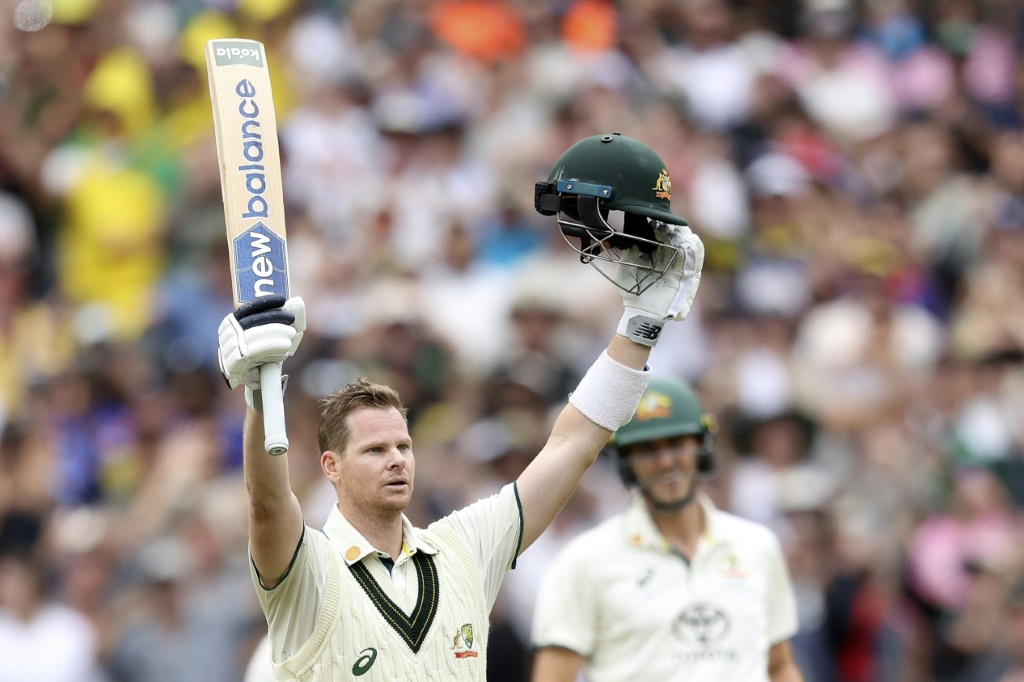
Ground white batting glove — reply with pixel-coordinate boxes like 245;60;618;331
218;296;306;402
615;221;704;346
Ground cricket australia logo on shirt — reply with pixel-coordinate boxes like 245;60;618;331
451;623;478;659
715;551;749;579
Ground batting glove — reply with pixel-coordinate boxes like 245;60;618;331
218;295;306;406
615;221;704;346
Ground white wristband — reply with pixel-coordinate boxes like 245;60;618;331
569;350;651;431
617;309;664;347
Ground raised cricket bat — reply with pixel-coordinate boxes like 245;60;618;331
206;39;290;455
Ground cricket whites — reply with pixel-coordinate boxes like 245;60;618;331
206;39;291;455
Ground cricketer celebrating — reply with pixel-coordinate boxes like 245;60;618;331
531;378;805;682
217;134;705;680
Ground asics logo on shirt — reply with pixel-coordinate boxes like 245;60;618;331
352;647;378;676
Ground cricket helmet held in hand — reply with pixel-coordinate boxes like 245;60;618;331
535;133;690;293
608;378;716;486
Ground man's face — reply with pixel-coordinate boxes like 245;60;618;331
626;434;702;509
331;407;415;514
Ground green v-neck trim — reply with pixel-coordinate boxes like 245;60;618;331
348;552;439;653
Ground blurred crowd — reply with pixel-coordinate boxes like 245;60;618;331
2;0;1024;680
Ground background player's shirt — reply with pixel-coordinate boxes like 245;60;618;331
532;493;798;682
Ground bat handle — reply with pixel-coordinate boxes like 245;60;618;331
259;362;289;456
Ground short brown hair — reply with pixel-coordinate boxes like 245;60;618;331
317;378;408;455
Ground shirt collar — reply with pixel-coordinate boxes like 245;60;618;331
623;490;719;553
322;505;438;566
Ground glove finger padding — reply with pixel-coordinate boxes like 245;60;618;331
616;225;704;319
652;220;685;249
613;246;651;294
237;324;297;364
218;348;241;390
282;296;306;356
218;314;248;385
614;223;704;346
234;294;289;322
217;296;307;391
660;226;704;321
237;308;295;330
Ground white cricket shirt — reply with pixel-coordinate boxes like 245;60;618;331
252;482;523;666
532;493;798;682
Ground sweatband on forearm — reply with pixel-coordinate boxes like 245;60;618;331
568;350;651;431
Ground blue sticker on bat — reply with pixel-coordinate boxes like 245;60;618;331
233;222;288;302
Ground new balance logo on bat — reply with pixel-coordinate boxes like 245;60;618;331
233;223;288;300
234;78;268;221
227;72;286;301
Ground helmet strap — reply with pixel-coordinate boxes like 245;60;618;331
576;195;611;236
558;196;620;260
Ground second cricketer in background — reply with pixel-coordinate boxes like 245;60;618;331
531;378;804;682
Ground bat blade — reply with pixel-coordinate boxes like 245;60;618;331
206;38;290;456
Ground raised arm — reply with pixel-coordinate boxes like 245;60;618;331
516;337;650;551
218;295;306;586
242;407;304;586
515;221;704;553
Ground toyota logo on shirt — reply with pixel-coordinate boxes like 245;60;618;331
672;604;729;645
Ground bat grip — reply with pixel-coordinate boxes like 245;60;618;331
259;362;289;455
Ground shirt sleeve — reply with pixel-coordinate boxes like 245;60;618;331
431;482;523;611
763;530;799;644
530;537;598;657
249;525;332;664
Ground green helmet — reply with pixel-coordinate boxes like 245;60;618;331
534;134;689;294
609;378;716;484
542;133;688;226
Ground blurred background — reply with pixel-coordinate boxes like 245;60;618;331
1;0;1024;680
